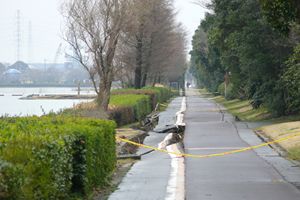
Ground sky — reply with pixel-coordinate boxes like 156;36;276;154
0;0;208;64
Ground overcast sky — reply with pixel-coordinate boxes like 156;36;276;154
0;0;208;64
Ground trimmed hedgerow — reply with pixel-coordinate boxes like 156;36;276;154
111;89;157;110
109;94;151;126
109;87;174;126
0;116;116;199
144;87;173;103
111;87;173;109
108;106;135;126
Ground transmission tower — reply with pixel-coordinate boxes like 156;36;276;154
16;10;22;61
28;21;32;63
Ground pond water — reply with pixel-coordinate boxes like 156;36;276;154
0;87;95;116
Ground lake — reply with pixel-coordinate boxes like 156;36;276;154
0;87;95;116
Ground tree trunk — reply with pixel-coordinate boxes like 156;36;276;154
158;74;161;84
141;72;147;87
134;66;142;89
142;33;153;88
152;74;157;87
97;77;112;111
134;37;143;89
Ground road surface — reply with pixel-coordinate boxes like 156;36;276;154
109;90;300;200
109;97;184;200
185;89;300;200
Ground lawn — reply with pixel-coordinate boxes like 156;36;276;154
257;122;300;161
213;96;271;121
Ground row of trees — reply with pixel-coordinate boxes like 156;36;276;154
191;0;300;116
62;0;187;110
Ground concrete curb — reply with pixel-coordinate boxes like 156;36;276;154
165;97;186;200
255;130;300;167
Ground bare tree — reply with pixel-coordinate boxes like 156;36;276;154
128;0;156;89
113;40;136;87
192;0;212;9
149;24;187;84
62;0;130;110
117;0;186;89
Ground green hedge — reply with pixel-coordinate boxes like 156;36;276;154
109;87;174;126
217;83;235;100
0;117;116;199
144;87;173;103
111;87;173;110
109;94;151;126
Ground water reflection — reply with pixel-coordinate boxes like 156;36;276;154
0;87;94;116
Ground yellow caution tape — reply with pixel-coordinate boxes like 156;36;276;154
159;103;168;107
116;131;300;158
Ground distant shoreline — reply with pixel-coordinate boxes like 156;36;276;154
20;94;96;100
0;84;93;88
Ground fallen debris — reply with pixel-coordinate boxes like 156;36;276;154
117;154;141;160
141;105;160;130
116;129;148;155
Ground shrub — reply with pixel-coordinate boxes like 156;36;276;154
0;160;23;199
109;94;151;125
111;87;173;109
281;44;300;114
250;80;286;116
142;87;173;104
108;106;135;126
0;117;116;199
217;83;235;100
262;83;286;117
109;87;174;126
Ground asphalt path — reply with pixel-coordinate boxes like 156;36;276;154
109;97;184;200
185;89;300;200
109;89;300;200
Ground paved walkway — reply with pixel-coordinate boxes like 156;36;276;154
185;89;300;200
109;97;184;200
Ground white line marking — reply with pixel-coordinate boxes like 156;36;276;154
165;145;185;200
165;97;186;200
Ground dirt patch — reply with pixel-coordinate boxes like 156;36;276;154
116;128;148;155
